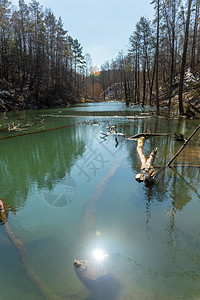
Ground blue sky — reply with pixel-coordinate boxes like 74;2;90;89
12;0;154;66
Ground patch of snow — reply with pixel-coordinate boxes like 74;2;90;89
185;68;199;83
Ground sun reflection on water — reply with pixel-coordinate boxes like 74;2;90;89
92;248;108;261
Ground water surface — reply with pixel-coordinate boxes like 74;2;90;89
0;102;200;300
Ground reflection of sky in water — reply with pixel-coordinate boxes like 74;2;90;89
0;103;200;300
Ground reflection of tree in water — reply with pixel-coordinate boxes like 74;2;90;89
0;125;86;211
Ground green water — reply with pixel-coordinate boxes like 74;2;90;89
0;102;200;300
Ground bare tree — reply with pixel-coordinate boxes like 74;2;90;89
178;0;193;115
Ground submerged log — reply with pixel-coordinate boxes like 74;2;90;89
135;137;157;186
0;198;65;300
73;157;127;299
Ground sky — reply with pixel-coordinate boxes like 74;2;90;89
11;0;155;67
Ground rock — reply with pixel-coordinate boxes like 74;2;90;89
0;90;11;98
73;259;121;300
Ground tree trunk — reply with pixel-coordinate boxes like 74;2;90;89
178;0;193;115
142;64;146;107
134;62;138;104
137;51;140;103
155;0;160;115
149;54;156;106
168;0;176;111
190;0;199;72
124;69;129;106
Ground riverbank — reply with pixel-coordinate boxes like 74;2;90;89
0;82;200;117
0;88;81;112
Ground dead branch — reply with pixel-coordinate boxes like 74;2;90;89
100;125;125;144
25;119;45;129
165;124;200;168
131;132;170;139
0;122;81;141
8;122;22;132
0;119;45;133
156;123;200;175
155;164;200;168
135;137;157;186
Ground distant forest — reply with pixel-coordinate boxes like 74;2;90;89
0;0;85;108
98;0;199;114
0;0;199;114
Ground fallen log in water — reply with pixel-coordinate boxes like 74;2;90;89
135;124;200;185
156;123;200;176
135;137;157;186
80;154;127;247
0;199;72;300
0;119;45;133
0;122;82;141
74;156;127;298
131;132;170;139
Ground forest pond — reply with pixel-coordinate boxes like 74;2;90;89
0;102;200;300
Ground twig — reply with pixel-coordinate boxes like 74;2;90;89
25;119;45;128
156;124;200;175
166;124;200;167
